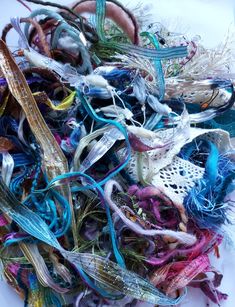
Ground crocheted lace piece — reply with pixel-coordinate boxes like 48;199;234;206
166;80;231;108
152;157;204;203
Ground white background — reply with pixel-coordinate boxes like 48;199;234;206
0;0;234;306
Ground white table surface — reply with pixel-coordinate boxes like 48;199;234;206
0;0;234;306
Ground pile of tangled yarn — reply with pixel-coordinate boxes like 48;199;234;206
0;0;234;306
